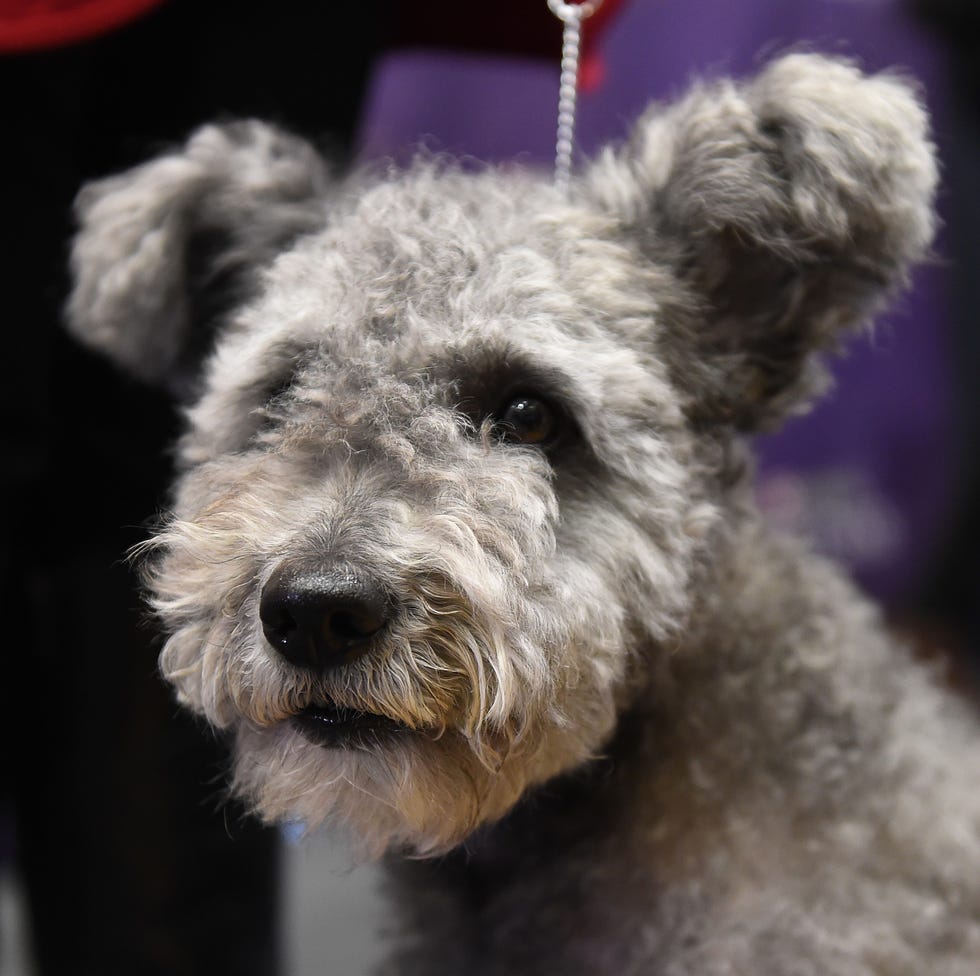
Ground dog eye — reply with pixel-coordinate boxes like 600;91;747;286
493;395;559;446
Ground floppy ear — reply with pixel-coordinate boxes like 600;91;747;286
586;54;938;430
67;120;330;395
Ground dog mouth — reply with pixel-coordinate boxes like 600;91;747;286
292;701;410;749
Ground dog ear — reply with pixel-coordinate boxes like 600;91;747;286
67;120;330;396
586;54;937;430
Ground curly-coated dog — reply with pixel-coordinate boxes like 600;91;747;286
69;55;980;974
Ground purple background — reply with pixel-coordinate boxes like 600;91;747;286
356;0;956;605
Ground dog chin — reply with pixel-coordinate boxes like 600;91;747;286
235;692;623;856
231;718;527;857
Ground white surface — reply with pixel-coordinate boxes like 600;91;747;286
1;867;36;976
282;832;387;976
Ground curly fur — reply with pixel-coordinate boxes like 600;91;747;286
68;55;979;974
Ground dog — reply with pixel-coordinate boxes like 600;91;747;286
68;54;980;973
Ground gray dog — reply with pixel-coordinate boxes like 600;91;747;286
69;55;980;974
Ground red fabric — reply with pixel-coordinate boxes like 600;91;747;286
0;0;167;51
580;0;626;92
381;0;629;95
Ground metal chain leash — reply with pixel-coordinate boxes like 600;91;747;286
547;0;603;195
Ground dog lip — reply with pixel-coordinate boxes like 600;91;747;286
292;701;408;748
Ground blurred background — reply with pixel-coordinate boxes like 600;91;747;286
2;1;978;973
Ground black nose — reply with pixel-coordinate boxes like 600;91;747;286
259;560;393;671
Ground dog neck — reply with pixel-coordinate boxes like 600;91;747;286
380;706;660;973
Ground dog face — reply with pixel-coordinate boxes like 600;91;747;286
68;56;935;856
150;169;713;855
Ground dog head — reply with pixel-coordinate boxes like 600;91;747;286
69;56;935;856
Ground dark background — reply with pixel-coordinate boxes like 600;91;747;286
2;3;388;972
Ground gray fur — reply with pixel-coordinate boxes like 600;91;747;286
68;120;331;392
68;55;978;974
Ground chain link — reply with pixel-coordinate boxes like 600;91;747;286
547;0;603;194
